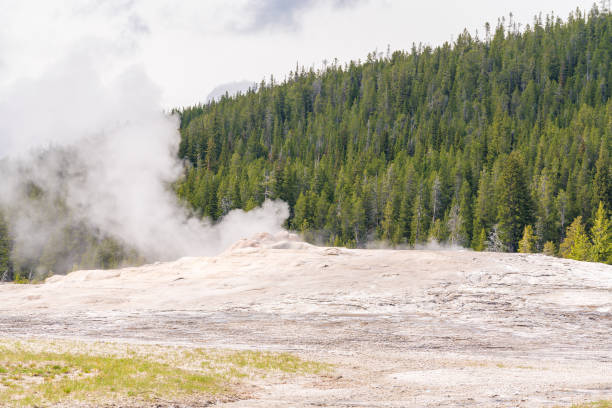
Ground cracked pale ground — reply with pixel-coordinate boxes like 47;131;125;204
1;233;611;407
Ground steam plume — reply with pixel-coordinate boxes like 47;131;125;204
0;52;288;270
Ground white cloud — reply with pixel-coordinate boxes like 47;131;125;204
0;0;599;108
228;0;368;33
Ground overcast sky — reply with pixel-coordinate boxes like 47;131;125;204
0;0;601;108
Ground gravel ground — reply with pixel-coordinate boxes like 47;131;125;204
1;234;611;407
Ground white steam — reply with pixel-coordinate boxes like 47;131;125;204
0;52;288;265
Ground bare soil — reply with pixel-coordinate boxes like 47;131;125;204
1;233;611;407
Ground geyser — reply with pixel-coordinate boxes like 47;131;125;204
0;52;288;275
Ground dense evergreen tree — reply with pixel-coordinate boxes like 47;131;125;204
590;202;611;263
543;241;557;256
556;204;612;264
496;152;534;251
175;7;612;253
559;216;591;260
518;225;537;253
593;143;611;209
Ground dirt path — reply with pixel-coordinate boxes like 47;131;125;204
1;234;611;407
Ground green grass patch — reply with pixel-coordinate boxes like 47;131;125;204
568;402;612;408
0;339;329;407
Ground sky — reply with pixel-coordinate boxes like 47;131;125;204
0;0;602;108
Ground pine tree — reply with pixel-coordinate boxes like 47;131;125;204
411;186;428;244
543;241;556;256
474;228;487;251
473;170;496;245
431;175;442;223
293;192;309;230
446;199;464;246
381;192;399;242
589;202;611;264
518;225;537;253
593;143;611;209
457;180;473;246
496;153;534;251
350;196;367;244
429;218;447;243
559;216;591;261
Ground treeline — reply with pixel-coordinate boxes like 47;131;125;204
175;7;611;262
518;202;610;264
0;207;142;282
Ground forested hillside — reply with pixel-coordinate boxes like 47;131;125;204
175;7;611;261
